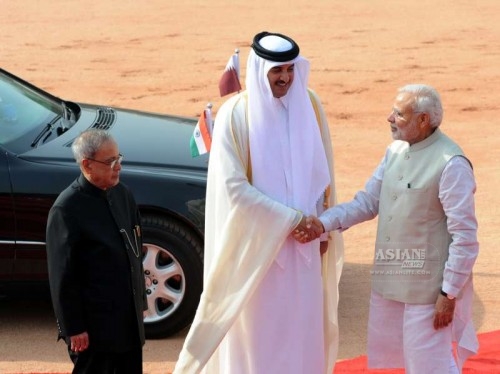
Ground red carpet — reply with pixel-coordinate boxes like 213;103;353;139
334;330;500;373
8;331;499;374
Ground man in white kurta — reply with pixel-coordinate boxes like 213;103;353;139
173;32;344;374
315;84;479;374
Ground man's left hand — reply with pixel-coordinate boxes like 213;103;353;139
433;294;456;330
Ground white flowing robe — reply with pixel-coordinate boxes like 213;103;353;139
173;89;344;374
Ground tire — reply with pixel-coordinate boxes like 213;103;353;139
140;214;203;339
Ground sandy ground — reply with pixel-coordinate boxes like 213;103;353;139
1;0;499;373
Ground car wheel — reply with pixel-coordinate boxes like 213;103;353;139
140;214;203;338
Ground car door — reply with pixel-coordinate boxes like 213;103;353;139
0;148;15;281
8;155;65;282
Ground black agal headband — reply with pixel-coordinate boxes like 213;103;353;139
251;31;300;62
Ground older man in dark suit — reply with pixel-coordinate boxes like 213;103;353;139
46;129;147;374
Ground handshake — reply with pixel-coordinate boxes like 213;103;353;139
292;215;325;243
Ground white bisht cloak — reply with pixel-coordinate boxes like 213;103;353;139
173;89;344;374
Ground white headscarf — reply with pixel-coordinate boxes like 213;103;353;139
246;35;330;264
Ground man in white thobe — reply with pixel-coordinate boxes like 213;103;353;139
173;31;344;374
306;84;479;373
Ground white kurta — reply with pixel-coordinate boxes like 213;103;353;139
173;90;344;374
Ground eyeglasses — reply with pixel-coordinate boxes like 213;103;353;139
390;108;424;119
87;154;123;169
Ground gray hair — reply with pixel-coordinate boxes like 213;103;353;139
72;129;115;163
398;84;443;128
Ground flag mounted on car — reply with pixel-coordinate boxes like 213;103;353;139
219;49;241;97
190;104;213;157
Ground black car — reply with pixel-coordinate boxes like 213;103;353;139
0;68;208;338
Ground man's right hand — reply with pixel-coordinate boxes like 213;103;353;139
293;215;324;243
70;331;89;352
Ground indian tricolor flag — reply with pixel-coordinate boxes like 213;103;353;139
190;108;212;157
219;50;241;97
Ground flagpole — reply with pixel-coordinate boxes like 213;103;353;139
234;49;240;93
205;102;214;137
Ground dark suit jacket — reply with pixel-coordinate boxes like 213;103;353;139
46;174;147;352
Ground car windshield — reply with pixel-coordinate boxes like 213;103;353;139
0;71;62;148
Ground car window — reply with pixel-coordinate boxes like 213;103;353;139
0;74;60;147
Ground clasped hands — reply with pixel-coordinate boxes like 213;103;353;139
292;215;324;243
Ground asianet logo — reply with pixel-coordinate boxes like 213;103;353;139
375;248;426;269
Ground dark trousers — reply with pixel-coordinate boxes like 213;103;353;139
68;345;143;374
